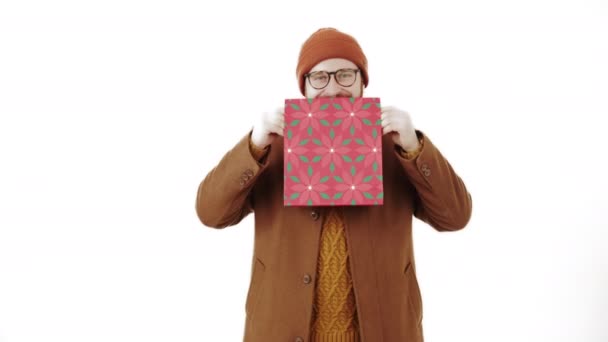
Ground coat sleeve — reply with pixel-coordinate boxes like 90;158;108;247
195;131;270;228
396;131;473;231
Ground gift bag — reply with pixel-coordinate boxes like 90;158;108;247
283;97;383;206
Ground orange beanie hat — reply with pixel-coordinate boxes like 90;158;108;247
296;28;369;96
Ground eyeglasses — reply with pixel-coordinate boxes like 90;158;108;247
305;68;360;89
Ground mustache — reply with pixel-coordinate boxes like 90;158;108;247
317;89;353;98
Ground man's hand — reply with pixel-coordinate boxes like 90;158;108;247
381;106;420;151
251;107;285;148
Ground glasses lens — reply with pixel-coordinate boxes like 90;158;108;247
336;69;357;87
308;71;329;89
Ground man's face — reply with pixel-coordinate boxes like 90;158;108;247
304;58;363;98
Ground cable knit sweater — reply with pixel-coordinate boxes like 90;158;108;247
309;209;360;342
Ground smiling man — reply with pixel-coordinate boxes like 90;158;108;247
196;27;472;342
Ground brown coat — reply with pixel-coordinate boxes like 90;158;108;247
196;130;472;342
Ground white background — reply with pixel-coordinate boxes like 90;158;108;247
1;0;607;341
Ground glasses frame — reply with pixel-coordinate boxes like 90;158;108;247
305;68;360;90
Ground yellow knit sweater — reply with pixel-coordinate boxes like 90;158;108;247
310;209;360;342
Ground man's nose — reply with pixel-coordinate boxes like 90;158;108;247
322;77;341;97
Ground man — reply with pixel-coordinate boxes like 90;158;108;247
196;27;472;342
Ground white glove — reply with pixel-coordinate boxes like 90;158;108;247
251;107;285;148
381;106;420;151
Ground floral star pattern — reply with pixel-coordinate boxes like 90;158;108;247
284;97;383;206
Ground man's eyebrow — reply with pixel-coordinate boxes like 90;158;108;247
310;68;353;73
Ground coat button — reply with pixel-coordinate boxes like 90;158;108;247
303;273;312;284
420;164;431;177
295;337;304;342
245;169;254;177
310;210;320;221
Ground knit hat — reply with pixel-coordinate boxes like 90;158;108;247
296;28;369;96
